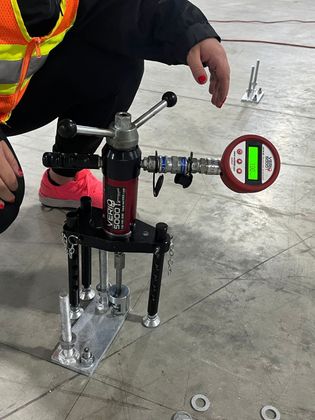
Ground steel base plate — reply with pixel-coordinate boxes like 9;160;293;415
241;89;264;104
51;299;127;375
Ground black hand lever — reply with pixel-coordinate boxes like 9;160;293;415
58;119;115;139
42;152;102;169
134;92;177;128
162;91;177;107
58;119;77;138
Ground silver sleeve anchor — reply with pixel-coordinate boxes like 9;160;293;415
108;252;130;315
57;292;80;365
241;60;264;103
96;250;110;313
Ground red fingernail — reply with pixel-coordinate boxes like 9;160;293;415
0;203;5;210
18;169;23;177
198;75;207;84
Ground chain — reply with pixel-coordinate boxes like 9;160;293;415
61;233;67;251
61;233;79;259
167;235;175;276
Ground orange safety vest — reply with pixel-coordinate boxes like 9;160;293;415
0;0;79;123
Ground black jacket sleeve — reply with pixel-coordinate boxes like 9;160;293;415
74;0;220;65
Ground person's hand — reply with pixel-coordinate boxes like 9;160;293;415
0;140;22;209
187;38;230;108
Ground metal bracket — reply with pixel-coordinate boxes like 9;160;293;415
52;298;127;376
241;60;264;104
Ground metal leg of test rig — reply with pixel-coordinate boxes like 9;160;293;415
79;197;96;302
80;245;96;301
67;238;84;320
143;223;168;328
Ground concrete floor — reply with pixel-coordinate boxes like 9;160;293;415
0;1;315;419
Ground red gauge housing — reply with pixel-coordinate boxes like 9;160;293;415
220;134;280;193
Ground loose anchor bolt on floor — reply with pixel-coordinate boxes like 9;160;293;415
241;59;264;104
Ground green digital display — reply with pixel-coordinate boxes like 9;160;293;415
247;146;259;181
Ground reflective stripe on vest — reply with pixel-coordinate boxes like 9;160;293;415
0;56;48;84
0;0;79;123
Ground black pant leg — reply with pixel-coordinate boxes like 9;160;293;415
0;30;144;231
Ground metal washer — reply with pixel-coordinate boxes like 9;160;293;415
260;405;281;420
171;411;192;420
190;394;211;412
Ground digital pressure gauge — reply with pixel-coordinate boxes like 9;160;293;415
51;119;281;197
220;135;280;193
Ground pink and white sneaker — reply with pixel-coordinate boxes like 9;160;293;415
39;169;103;209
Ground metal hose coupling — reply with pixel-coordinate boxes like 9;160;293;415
141;154;221;176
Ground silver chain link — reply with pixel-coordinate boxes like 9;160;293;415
61;233;67;251
168;235;174;275
61;233;79;259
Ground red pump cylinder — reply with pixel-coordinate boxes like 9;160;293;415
102;144;141;237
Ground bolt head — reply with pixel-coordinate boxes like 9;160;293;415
115;112;132;130
80;348;95;367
